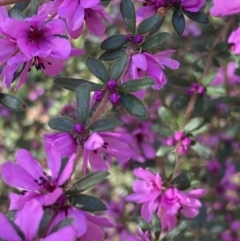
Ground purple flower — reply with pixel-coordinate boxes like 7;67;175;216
228;28;240;55
1;144;76;209
126;168;162;222
0;199;77;241
187;83;205;96
44;130;132;172
210;0;240;17
136;229;151;241
183;22;202;37
125;51;179;93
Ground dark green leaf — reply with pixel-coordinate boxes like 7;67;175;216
13;63;26;82
100;35;127;50
69;194;107;212
28;0;40;16
148;16;165;36
50;218;73;234
8;9;24;20
120;0;136;34
171;173;191;190
193;43;208;52
151;214;161;239
215;51;231;59
38;210;55;236
54;78;103;91
86;57;108;83
168;76;191;87
139;218;150;233
174;95;190;110
183;10;209;24
110;53;128;80
69;171;109;193
234;68;240;76
89;118;120;132
141;32;170;51
212;57;220;67
137;15;163;34
10;1;30;11
172;8;185;36
158;106;175;125
118;78;154;92
76;85;90;125
184;117;204;133
191;124;209;136
156;146;174;157
190;142;212;159
120;92;147;118
165;220;190;239
152;124;174;136
99;48;126;61
48;117;75;132
100;0;112;7
165;153;176;181
0;93;26;111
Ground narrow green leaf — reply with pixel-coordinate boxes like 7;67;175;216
8;9;24;20
120;0;136;34
99;48;126;61
118;78;154;92
69;194;107;212
69;171;110;193
110;53;128;80
206;86;226;96
141;32;170;51
168;76;191;87
100;35;127;50
172;8;185;36
183;10;209;24
184;117;204;133
50;218;73;234
156;146;174;157
54;78;103;91
0;93;27;111
48;117;75;132
89;118;120;132
148;16;165;36
158;106;175;125
171;173;191;190
165;220;190;239
190;142;212;159
191;124;209;136
165;153;176;181
38;210;55;237
137;15;162;34
120;92;147;118
151;214;161;240
76;85;90;125
86;57;108;83
139;218;150;233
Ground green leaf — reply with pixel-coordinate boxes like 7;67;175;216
165;153;176;181
0;93;27;111
191;124;209;136
89;118;121;132
151;214;161;240
99;48;126;61
206;86;226;96
137;15;162;34
76;85;90;125
119;92;147;118
139;218;150;233
172;8;185;36
50;218;73;234
110;53;128;80
9;9;24;20
171;173;191;190
183;10;209;24
28;0;40;16
38;210;55;237
54;78;103;91
234;68;240;76
215;51;231;59
156;146;174;157
184;117;204;133
48;117;75;132
118;78;154;92
100;35;127;50
148;16;165;36
69;171;110;193
152;124;174;136
86;57;108;83
165;220;190;239
212;57;220;67
168;76;191;87
69;194;107;212
141;32;170;52
158;106;175;125
120;0;136;34
190;142;212;159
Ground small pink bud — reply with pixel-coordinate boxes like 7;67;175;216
126;34;134;42
174;131;184;141
73;123;85;134
106;79;117;91
133;34;143;44
166;136;176;146
109;92;120;105
178;145;188;155
93;90;104;102
181;137;191;146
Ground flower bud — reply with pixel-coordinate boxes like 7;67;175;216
133;34;143;44
73;123;85;134
93;90;104;102
106;79;117;91
109;92;120;105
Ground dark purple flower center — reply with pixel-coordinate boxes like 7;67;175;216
146;180;158;191
33;173;56;192
71;123;90;145
28;26;44;43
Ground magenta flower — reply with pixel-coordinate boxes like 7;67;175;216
44;127;132;172
1;144;76;209
51;207;114;240
187;83;205;96
228;27;240;55
183;22;202;37
210;0;240;17
126;168;162;222
0;199;77;241
136;229;151;241
124;50;179;91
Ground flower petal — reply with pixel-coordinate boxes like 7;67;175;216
42;227;77;241
84;132;104;150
